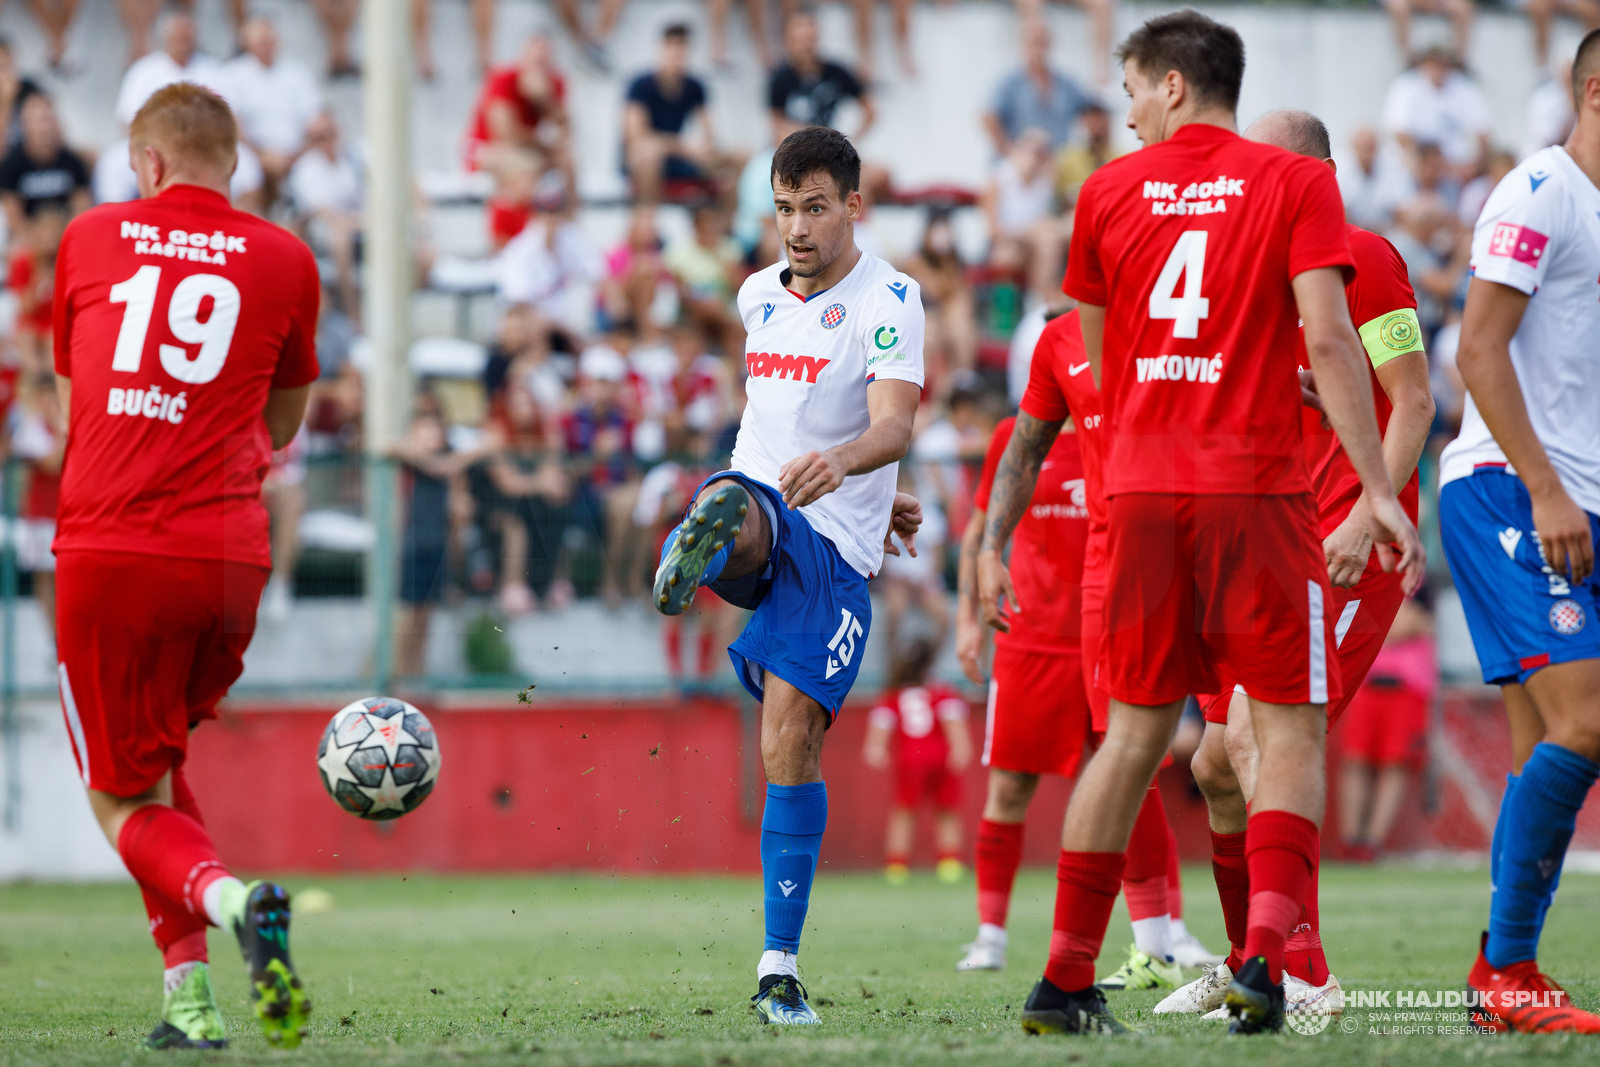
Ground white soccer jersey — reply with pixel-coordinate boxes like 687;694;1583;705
1441;146;1600;515
731;252;925;577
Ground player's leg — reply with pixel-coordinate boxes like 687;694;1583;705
751;672;829;1024
1098;783;1182;991
934;806;964;883
1492;683;1545;914
959;768;1037;971
653;476;769;615
1166;814;1221;966
884;803;915;883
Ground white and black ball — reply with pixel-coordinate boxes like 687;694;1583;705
316;697;441;820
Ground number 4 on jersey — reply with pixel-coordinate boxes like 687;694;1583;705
1148;230;1209;339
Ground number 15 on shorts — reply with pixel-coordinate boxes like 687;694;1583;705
826;609;863;679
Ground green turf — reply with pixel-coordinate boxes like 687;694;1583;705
2;864;1598;1065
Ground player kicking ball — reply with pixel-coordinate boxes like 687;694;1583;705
1440;30;1600;1034
651;126;925;1025
52;85;320;1048
1017;12;1422;1036
1157;108;1435;1022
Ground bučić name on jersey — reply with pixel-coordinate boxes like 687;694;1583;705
1143;177;1246;216
107;383;187;424
1136;353;1224;384
121;221;245;264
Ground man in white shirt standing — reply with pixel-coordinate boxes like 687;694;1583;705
651;126;925;1025
222;15;322;206
1440;29;1600;1034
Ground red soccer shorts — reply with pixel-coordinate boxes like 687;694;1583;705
1080;537;1110;735
56;551;270;797
983;642;1093;777
1103;493;1343;709
1341;685;1429;769
894;746;961;808
1200;547;1406;729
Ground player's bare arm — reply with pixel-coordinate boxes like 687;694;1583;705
1317;350;1435;588
263;385;312;451
1457;276;1594;584
779;378;919;508
1293;267;1425;592
1078;303;1105;389
955;509;986;684
977;412;1063;631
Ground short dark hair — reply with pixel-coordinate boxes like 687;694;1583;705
663;22;691;41
1116;10;1245;113
1574;27;1600;106
771;125;860;199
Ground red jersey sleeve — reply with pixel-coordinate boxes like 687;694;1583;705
1061;176;1107;305
51;223;75;376
1286;159;1356;282
270;244;321;389
1019;320;1070;423
1346;230;1418;326
973;416;1016;512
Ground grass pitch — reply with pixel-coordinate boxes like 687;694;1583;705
3;864;1599;1065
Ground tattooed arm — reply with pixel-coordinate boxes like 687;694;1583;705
954;508;987;683
976;411;1064;632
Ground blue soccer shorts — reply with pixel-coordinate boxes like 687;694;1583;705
677;471;872;720
1440;468;1600;686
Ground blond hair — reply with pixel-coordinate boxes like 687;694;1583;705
129;82;238;175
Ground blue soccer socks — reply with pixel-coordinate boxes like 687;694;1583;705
761;782;828;954
1490;773;1516;900
1487;743;1599;969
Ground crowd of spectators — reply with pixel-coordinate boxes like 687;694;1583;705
0;0;1588;687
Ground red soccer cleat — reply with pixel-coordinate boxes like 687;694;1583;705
1467;933;1600;1034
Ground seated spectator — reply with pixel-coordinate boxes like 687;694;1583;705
389;392;484;676
487;149;542;251
624;23;742;204
6;208;64;375
483;382;572;616
0;38;45;148
115;13;225;129
1524;0;1598;69
769;7;875;144
899;209;976;389
1381;0;1473;63
565;346;641;608
412;0;497;79
118;0;244;66
497;206;603;335
1015;0;1115;87
1407;139;1458;209
1381;47;1489;183
222;15;323;207
1054;103;1122;204
663;206;745;358
602;207;672;338
631;322;733;462
983;18;1095;156
11;372;63;634
288;112;363;326
0;94;88;235
1457;148;1514;227
1339;126;1408;233
463;33;571;189
981;128;1066;305
1386;196;1469;337
1524;58;1576;158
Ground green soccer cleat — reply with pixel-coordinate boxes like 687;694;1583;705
145;962;228;1049
231;881;312;1048
653;484;748;616
751;974;821;1024
1225;955;1286;1035
1020;976;1130;1035
1095;943;1183;991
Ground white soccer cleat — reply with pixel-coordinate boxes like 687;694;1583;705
1285;971;1344;1015
1200;1005;1229;1020
955;939;1006;972
1152;962;1233;1014
1172;930;1226;969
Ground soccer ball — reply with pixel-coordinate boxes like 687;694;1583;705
316;697;441;820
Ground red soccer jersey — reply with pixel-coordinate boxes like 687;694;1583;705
975;414;1090;652
1301;224;1423;534
868;684;967;762
52;184;320;568
467;67;566;148
1062;123;1354;497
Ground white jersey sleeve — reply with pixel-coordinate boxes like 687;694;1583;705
860;274;926;388
1469;154;1568;295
